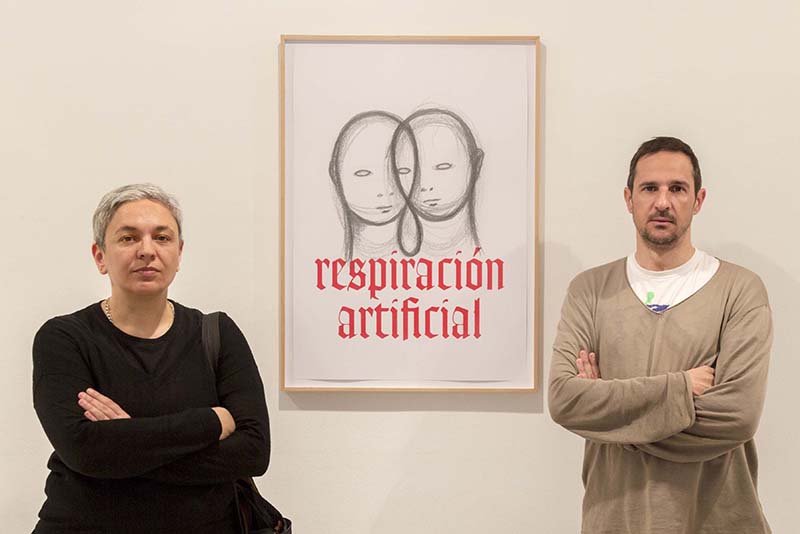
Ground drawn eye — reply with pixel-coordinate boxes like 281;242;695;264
354;169;372;177
434;162;453;170
397;167;411;175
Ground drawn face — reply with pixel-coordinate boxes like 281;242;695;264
339;120;406;225
391;127;416;197
624;151;706;250
412;119;472;219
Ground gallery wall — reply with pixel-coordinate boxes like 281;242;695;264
1;1;797;532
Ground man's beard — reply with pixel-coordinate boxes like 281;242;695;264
641;227;679;247
639;211;686;248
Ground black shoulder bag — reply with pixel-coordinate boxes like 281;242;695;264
202;312;292;534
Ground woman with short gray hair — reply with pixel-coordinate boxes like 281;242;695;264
32;184;272;533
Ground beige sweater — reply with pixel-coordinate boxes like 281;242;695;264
549;258;772;534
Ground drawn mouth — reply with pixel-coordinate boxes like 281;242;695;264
376;205;394;213
422;198;442;207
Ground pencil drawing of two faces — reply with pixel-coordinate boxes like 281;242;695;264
330;108;484;259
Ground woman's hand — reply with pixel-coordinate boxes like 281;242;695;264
78;388;131;421
212;407;236;440
78;389;236;441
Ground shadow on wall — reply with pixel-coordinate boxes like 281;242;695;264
279;390;542;414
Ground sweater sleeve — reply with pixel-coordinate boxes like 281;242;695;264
548;275;696;444
140;313;270;485
627;279;772;463
32;319;222;479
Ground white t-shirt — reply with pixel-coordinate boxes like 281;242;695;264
626;249;720;312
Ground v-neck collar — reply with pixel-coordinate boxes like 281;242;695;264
622;257;726;316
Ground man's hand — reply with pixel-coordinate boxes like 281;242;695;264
212;407;236;441
576;349;600;379
78;388;131;421
686;365;715;396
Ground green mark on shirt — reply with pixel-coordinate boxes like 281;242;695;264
646;291;655;305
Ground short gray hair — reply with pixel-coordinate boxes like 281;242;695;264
93;183;183;249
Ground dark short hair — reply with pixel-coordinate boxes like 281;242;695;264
627;136;702;195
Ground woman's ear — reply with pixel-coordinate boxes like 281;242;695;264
91;243;108;275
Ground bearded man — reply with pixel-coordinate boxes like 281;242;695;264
549;136;772;534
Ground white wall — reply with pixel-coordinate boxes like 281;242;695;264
1;1;798;532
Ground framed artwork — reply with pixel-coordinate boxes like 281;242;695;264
280;35;540;391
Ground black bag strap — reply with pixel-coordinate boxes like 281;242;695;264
200;312;291;534
201;312;222;383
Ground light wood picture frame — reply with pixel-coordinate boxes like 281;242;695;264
280;35;540;391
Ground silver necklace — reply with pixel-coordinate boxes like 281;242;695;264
102;298;174;324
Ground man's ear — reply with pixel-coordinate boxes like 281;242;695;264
624;187;633;214
91;243;107;275
693;188;707;214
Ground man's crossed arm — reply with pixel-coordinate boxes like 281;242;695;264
575;349;715;397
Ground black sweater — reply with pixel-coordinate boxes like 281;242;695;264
32;301;270;534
